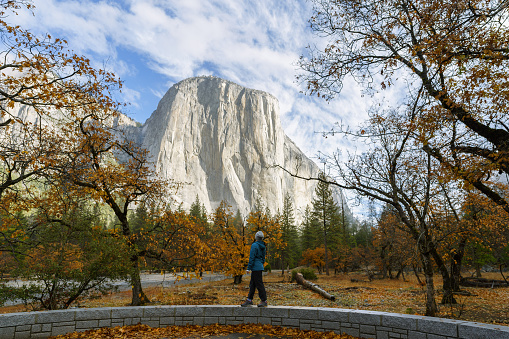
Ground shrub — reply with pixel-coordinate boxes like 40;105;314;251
291;267;317;282
264;262;271;273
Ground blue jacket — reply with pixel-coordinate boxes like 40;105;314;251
247;240;266;271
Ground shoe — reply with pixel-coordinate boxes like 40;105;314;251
257;301;267;307
241;299;253;307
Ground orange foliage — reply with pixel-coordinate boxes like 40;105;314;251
209;201;283;279
301;246;325;273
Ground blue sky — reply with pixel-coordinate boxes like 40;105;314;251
13;0;374;161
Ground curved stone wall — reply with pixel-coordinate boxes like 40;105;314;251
1;305;508;339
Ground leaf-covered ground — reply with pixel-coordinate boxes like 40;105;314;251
80;272;509;326
2;272;508;338
51;323;357;338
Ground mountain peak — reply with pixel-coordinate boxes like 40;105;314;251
140;77;343;221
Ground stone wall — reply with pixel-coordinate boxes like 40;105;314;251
1;305;508;339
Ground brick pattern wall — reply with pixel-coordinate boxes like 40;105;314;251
1;306;508;339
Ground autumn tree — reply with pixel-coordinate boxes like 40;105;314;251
461;192;509;282
300;246;325;273
246;200;284;272
51;115;170;306
141;209;209;277
0;0;123;252
299;0;509;214
373;205;418;280
3;196;130;310
211;201;251;284
283;103;457;316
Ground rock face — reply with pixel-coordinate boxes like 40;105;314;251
139;76;345;220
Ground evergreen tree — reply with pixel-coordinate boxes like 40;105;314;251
280;193;300;274
131;201;150;234
311;172;341;275
300;205;319;253
190;195;208;224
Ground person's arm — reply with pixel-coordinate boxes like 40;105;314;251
247;243;256;271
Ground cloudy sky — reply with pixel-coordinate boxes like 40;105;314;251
13;0;375;161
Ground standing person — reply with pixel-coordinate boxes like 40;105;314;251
241;231;267;307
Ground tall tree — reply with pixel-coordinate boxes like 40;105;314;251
0;0;122;251
278;193;300;274
311;172;341;275
50;109;169;306
299;0;509;213
300;205;319;253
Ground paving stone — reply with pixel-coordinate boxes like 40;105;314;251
458;321;509;339
75;308;111;321
321;321;340;330
51;325;76;337
288;307;318;320
260;307;289;318
111;307;143;319
417;318;466;337
203;316;218;325
75;320;99;329
143;306;175;318
360;324;376;334
30;333;52;338
233;307;260;317
342;327;360;337
203;305;235;317
349;310;383;326
98;319;112;328
427;334;447;339
37;310;75;324
382;313;420;331
257;317;272;325
174;306;204;317
31;324;42;333
318;308;350;322
14;331;31;339
14;325;30;332
159;317;175;326
0;327;14;338
0;313;36;327
281;318;300;327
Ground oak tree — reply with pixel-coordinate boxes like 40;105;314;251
300;0;509;213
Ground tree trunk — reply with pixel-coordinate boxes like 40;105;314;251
295;273;335;301
421;253;438;317
429;242;457;304
451;238;466;292
412;264;424;286
233;274;243;284
475;264;482;278
130;256;150;306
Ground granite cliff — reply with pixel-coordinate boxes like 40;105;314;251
138;76;345;220
6;76;347;221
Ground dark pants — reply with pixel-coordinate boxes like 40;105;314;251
247;270;266;301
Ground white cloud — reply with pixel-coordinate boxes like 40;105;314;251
11;0;372;164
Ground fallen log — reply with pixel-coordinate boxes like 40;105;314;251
460;277;509;288
295;273;336;301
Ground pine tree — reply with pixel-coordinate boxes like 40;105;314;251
280;193;300;274
311;172;341;275
131;202;150;234
190;195;207;224
300;205;319;253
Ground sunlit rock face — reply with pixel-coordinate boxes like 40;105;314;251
139;76;345;221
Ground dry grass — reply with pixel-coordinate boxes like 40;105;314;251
2;271;508;327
